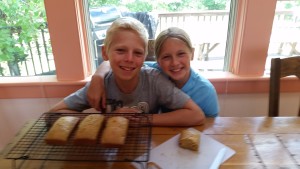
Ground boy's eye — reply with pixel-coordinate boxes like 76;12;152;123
116;48;125;53
161;55;171;60
134;51;144;57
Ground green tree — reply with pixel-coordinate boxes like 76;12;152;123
125;0;153;12
0;0;46;76
88;0;228;12
89;0;121;8
201;0;227;10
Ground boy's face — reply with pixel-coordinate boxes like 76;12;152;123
102;30;146;83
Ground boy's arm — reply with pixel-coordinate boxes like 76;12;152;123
152;99;206;126
48;100;79;113
87;61;111;110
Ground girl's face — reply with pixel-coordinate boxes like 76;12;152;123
157;37;193;88
102;30;145;84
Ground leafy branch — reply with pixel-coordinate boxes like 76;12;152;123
0;0;46;76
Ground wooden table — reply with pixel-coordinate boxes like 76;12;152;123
1;117;300;169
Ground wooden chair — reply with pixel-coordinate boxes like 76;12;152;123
268;56;300;117
146;39;156;61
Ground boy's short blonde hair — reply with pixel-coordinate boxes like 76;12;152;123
104;17;149;56
154;27;193;59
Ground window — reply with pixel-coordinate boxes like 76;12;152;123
2;0;299;99
0;0;54;77
85;0;232;73
266;0;300;74
3;0;287;78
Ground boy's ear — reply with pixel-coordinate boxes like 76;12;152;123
101;46;109;61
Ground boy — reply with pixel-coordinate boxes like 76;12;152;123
48;17;205;126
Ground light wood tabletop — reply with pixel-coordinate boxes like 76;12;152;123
1;117;300;169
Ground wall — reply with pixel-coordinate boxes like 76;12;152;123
1;93;299;151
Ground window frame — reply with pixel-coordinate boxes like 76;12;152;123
0;0;299;99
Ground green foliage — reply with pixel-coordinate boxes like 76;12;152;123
0;28;26;62
165;2;184;12
201;0;227;10
285;3;293;9
88;0;228;12
0;0;46;75
89;0;121;8
125;0;153;12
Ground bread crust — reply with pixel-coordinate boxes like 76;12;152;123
73;114;105;145
44;116;80;145
101;116;129;147
179;128;200;151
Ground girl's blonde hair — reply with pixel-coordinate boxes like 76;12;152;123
154;27;193;59
104;17;149;56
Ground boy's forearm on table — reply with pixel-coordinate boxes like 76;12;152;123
152;110;205;127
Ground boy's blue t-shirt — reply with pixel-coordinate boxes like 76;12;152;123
144;61;219;117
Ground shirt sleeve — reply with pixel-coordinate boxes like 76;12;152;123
154;73;190;110
63;83;91;112
200;85;219;117
182;69;219;117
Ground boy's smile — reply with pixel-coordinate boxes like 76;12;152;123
119;65;136;71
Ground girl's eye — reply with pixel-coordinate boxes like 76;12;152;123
178;52;186;57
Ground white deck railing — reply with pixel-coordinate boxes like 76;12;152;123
156;10;299;61
1;10;298;76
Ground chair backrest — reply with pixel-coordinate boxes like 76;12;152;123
268;56;300;117
146;39;156;61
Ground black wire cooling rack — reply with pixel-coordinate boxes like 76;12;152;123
5;112;152;162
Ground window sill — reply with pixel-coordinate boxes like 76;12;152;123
0;73;299;99
202;71;299;94
0;75;89;99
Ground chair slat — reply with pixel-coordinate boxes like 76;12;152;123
268;56;300;117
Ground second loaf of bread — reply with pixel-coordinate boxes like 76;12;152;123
73;114;104;145
101;116;129;147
